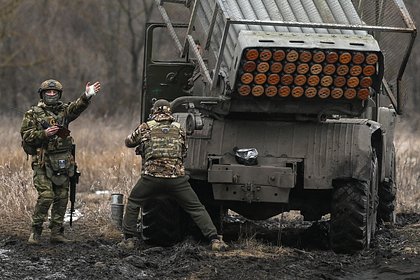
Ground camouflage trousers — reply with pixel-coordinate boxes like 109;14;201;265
31;164;69;231
122;175;218;240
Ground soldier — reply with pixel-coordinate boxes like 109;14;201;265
119;99;228;251
21;79;101;244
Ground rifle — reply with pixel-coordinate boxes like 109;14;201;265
69;144;81;227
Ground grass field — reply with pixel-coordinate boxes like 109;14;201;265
0;114;418;236
0;113;140;236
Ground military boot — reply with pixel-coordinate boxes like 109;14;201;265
210;235;229;251
117;234;138;250
28;227;42;245
50;227;72;244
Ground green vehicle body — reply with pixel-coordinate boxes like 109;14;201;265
139;0;416;253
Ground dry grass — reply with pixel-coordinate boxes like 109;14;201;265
0;113;141;236
0;114;419;237
395;121;420;212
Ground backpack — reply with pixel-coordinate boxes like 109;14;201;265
21;106;43;156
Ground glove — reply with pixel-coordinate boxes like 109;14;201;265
85;85;96;98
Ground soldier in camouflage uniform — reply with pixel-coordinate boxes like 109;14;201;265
21;79;101;244
119;99;228;251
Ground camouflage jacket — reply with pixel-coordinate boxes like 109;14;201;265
20;94;91;164
126;113;187;178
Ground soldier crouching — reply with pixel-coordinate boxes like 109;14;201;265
119;99;228;251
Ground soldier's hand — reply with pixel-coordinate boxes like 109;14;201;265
85;81;101;97
45;126;60;137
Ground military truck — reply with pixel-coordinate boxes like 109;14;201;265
139;0;416;253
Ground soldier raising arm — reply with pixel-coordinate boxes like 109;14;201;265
21;79;101;245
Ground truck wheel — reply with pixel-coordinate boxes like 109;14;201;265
330;179;370;253
330;152;378;254
378;147;396;224
378;180;396;223
140;198;187;246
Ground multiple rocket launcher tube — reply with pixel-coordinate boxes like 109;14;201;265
194;0;380;100
236;47;378;100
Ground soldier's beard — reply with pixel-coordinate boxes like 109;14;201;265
43;94;60;105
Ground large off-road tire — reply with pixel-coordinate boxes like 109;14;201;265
330;152;378;254
330;180;370;253
378;147;396;224
140;198;187;246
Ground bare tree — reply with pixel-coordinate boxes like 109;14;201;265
118;0;154;91
0;0;418;119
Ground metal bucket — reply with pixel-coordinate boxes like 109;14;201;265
111;193;124;229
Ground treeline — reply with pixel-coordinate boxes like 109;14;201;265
0;0;419;120
0;0;162;116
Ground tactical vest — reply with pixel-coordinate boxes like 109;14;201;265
29;104;73;153
27;104;74;185
144;120;183;161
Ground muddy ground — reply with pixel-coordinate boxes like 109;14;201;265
1;213;419;280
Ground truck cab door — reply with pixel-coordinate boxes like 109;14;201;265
141;23;195;122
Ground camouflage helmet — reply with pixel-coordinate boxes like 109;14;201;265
38;79;63;98
151;99;172;114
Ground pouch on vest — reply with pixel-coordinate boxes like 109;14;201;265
21;140;37;155
45;135;73;153
45;151;74;185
